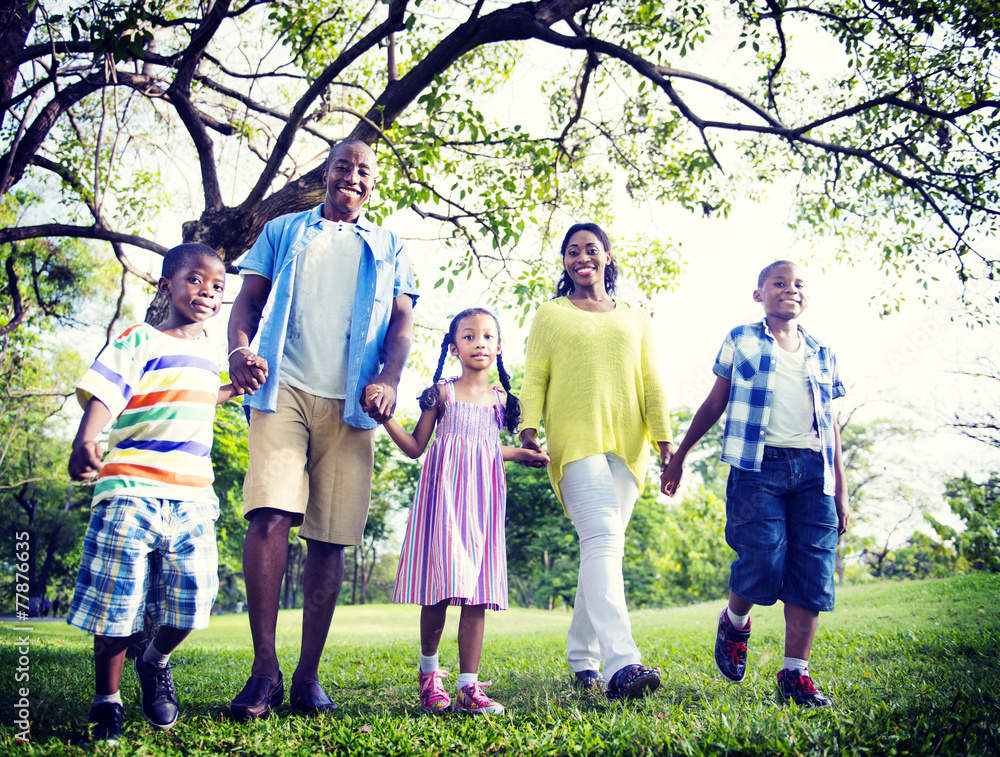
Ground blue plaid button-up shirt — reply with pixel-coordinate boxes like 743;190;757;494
713;320;845;495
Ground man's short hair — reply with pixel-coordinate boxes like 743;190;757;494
326;139;377;169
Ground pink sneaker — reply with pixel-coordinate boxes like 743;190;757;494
456;681;505;715
418;669;451;714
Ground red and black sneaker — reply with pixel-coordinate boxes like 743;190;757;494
776;668;834;708
714;608;751;682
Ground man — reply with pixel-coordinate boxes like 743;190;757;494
227;139;417;719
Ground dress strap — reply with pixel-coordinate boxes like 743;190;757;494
442;377;455;404
492;386;506;428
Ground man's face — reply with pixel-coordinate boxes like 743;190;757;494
322;142;377;222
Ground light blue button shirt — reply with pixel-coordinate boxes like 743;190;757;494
238;205;418;429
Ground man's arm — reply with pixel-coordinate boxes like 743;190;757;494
227;274;272;395
361;293;414;423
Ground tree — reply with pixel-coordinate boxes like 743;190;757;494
0;191;122;614
878;531;961;580
503;449;579;610
930;473;1000;572
210;399;252;608
1;0;997;323
619;477;730;608
950;358;1000;449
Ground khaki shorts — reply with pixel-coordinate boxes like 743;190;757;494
243;382;375;545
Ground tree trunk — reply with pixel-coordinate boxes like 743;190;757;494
0;0;36;134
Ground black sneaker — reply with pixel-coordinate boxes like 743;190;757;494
714;608;751;682
776;668;833;708
88;701;124;745
606;664;660;701
134;651;179;729
572;669;602;693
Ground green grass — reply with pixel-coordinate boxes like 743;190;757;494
2;573;998;755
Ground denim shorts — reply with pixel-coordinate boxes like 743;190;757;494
725;446;838;612
67;495;219;637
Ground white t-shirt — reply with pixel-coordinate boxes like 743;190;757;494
766;340;822;451
245;220;363;399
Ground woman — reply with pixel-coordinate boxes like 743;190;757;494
519;222;673;701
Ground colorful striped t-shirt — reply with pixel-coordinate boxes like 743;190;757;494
76;323;221;506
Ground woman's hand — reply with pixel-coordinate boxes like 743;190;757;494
518;428;548;468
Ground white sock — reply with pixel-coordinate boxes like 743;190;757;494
419;652;439;674
93;691;122;706
782;656;808;673
726;607;750;630
143;640;171;667
456;672;478;690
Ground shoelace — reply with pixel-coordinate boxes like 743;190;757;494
461;681;495;706
420;670;449;701
152;664;177;701
795;674;820;694
726;640;748;664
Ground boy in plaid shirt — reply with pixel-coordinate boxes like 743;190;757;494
661;260;848;708
67;244;266;742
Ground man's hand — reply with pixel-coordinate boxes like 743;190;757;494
362;383;397;424
229;348;268;395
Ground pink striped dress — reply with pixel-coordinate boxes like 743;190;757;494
392;379;508;611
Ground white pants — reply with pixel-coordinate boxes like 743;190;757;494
561;453;641;683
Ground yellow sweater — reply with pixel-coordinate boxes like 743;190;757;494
519;298;673;510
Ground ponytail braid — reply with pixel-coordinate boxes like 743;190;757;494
418;337;451;411
495;353;520;434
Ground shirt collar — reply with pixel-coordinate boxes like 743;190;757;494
759;319;822;356
308;204;372;231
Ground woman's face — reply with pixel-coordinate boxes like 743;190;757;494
562;230;611;291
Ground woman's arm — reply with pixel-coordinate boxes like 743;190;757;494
518;307;553;443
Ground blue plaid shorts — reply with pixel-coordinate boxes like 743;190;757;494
67;495;219;637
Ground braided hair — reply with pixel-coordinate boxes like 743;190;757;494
417;307;521;434
554;222;618;298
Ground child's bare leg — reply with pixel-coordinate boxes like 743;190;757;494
151;625;191;655
457;603;486;674
94;635;131;695
728;590;754;617
420;600;450;657
783;603;819;659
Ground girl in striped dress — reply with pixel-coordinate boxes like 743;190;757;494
381;308;549;716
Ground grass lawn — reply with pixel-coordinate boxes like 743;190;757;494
2;572;998;755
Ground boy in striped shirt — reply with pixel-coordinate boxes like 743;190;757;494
67;243;266;743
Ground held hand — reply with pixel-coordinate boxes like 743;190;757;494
362;382;397;424
68;441;104;480
229;348;268;395
660;455;685;497
659;441;675;468
520;430;542;453
520;447;550;468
